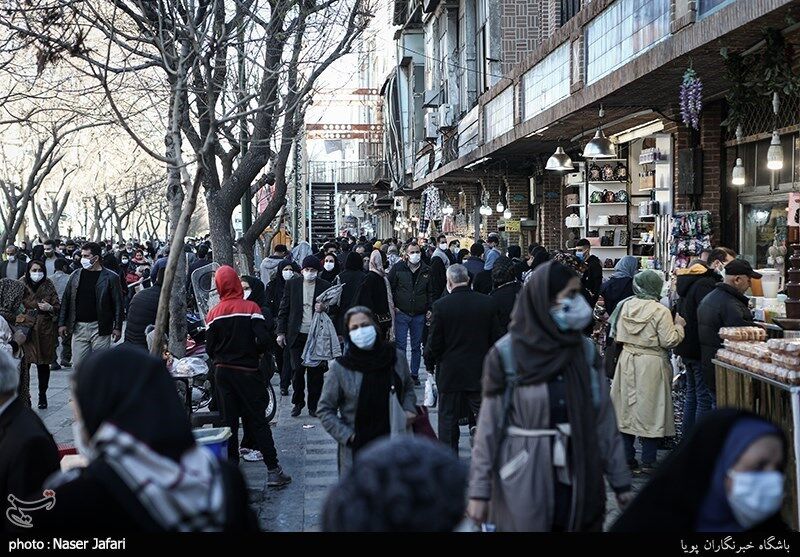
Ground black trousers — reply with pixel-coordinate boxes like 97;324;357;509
216;366;279;469
276;345;292;391
290;333;325;411
438;391;482;452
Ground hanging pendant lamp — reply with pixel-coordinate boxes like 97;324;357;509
582;106;616;159
545;146;574;171
731;158;745;186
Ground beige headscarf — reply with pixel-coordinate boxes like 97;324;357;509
369;249;385;277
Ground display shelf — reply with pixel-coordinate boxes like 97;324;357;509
588;181;628;185
566;203;583;208
565;183;582;188
633;242;656;246
588;202;628;206
589;224;628;228
592;246;629;249
587;158;626;162
603;268;617;272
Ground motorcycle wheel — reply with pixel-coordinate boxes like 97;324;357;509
265;381;277;422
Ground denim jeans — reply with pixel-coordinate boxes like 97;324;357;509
682;358;715;435
394;311;425;378
622;433;660;466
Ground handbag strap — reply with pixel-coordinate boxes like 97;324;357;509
493;335;517;471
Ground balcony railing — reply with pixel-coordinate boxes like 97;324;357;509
307;159;387;185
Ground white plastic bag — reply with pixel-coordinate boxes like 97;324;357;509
172;357;208;378
424;372;438;408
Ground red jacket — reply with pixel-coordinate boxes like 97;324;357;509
206;266;270;370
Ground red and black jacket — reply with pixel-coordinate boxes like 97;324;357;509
206;266;270;370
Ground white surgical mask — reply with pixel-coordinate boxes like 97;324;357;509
439;243;448;251
451;246;459;255
8;255;16;262
324;262;335;272
549;294;593;332
302;270;317;281
282;269;295;281
80;257;93;270
72;421;95;461
243;289;252;299
727;470;784;529
349;325;377;350
121;258;129;264
408;253;421;265
30;272;44;283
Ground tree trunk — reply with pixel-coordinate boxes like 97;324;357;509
208;191;235;266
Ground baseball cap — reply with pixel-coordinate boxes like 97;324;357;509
725;259;762;279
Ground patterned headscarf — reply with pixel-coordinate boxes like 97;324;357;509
552;250;587;274
0;278;25;324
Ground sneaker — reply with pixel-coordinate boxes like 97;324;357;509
239;448;253;457
291;405;302;417
50;362;62;371
37;394;47;410
60;361;71;368
280;388;289;396
267;467;292;487
243;450;263;462
412;376;421;386
634;465;656;477
308;409;317;418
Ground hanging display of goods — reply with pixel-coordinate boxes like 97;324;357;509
614;190;629;203
603;190;616;203
602;164;615;181
614;163;628;181
590;191;604;203
589;163;602;181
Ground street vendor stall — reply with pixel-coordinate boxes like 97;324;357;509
713;330;800;528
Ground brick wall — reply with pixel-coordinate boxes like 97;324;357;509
499;0;553;75
541;172;564;250
668;101;724;243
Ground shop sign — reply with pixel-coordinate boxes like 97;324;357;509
506;219;521;232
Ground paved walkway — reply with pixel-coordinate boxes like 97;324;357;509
31;358;659;531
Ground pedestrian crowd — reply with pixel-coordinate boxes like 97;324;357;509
0;231;789;534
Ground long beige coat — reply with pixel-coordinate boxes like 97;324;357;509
611;298;684;438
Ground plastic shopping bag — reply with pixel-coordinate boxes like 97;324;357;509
424;371;438;408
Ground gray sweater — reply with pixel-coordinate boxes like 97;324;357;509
317;348;417;474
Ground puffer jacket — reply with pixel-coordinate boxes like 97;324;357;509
674;265;719;361
387;260;433;316
124;283;162;349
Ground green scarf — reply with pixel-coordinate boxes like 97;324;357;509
608;271;663;338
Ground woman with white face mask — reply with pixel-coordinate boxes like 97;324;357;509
266;261;300;396
320;254;340;283
19;260;60;409
613;409;787;532
467;261;632;531
317;307;417;475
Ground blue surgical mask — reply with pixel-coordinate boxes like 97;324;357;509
349;325;377;350
549;294;593;332
575;251;585;261
727;470;784;529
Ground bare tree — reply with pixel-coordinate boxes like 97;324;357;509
31;167;75;239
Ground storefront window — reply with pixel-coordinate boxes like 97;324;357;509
741;202;787;269
698;0;738;17
522;42;570;121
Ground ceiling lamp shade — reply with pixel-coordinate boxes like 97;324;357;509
582;128;616;159
480;205;491;216
731;158;745;186
503;208;512;219
496;201;505;213
767;131;784;171
545;146;574;171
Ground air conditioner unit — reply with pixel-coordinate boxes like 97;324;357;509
423;111;439;139
393;197;408;211
438;103;454;128
422;88;441;109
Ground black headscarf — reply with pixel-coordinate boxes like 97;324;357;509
612;409;788;532
320;256;341;283
74;345;195;462
529;246;550;271
344;251;363;271
24;259;47;291
491;255;515;287
483;261;604;531
242;275;267;313
336;306;398;453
